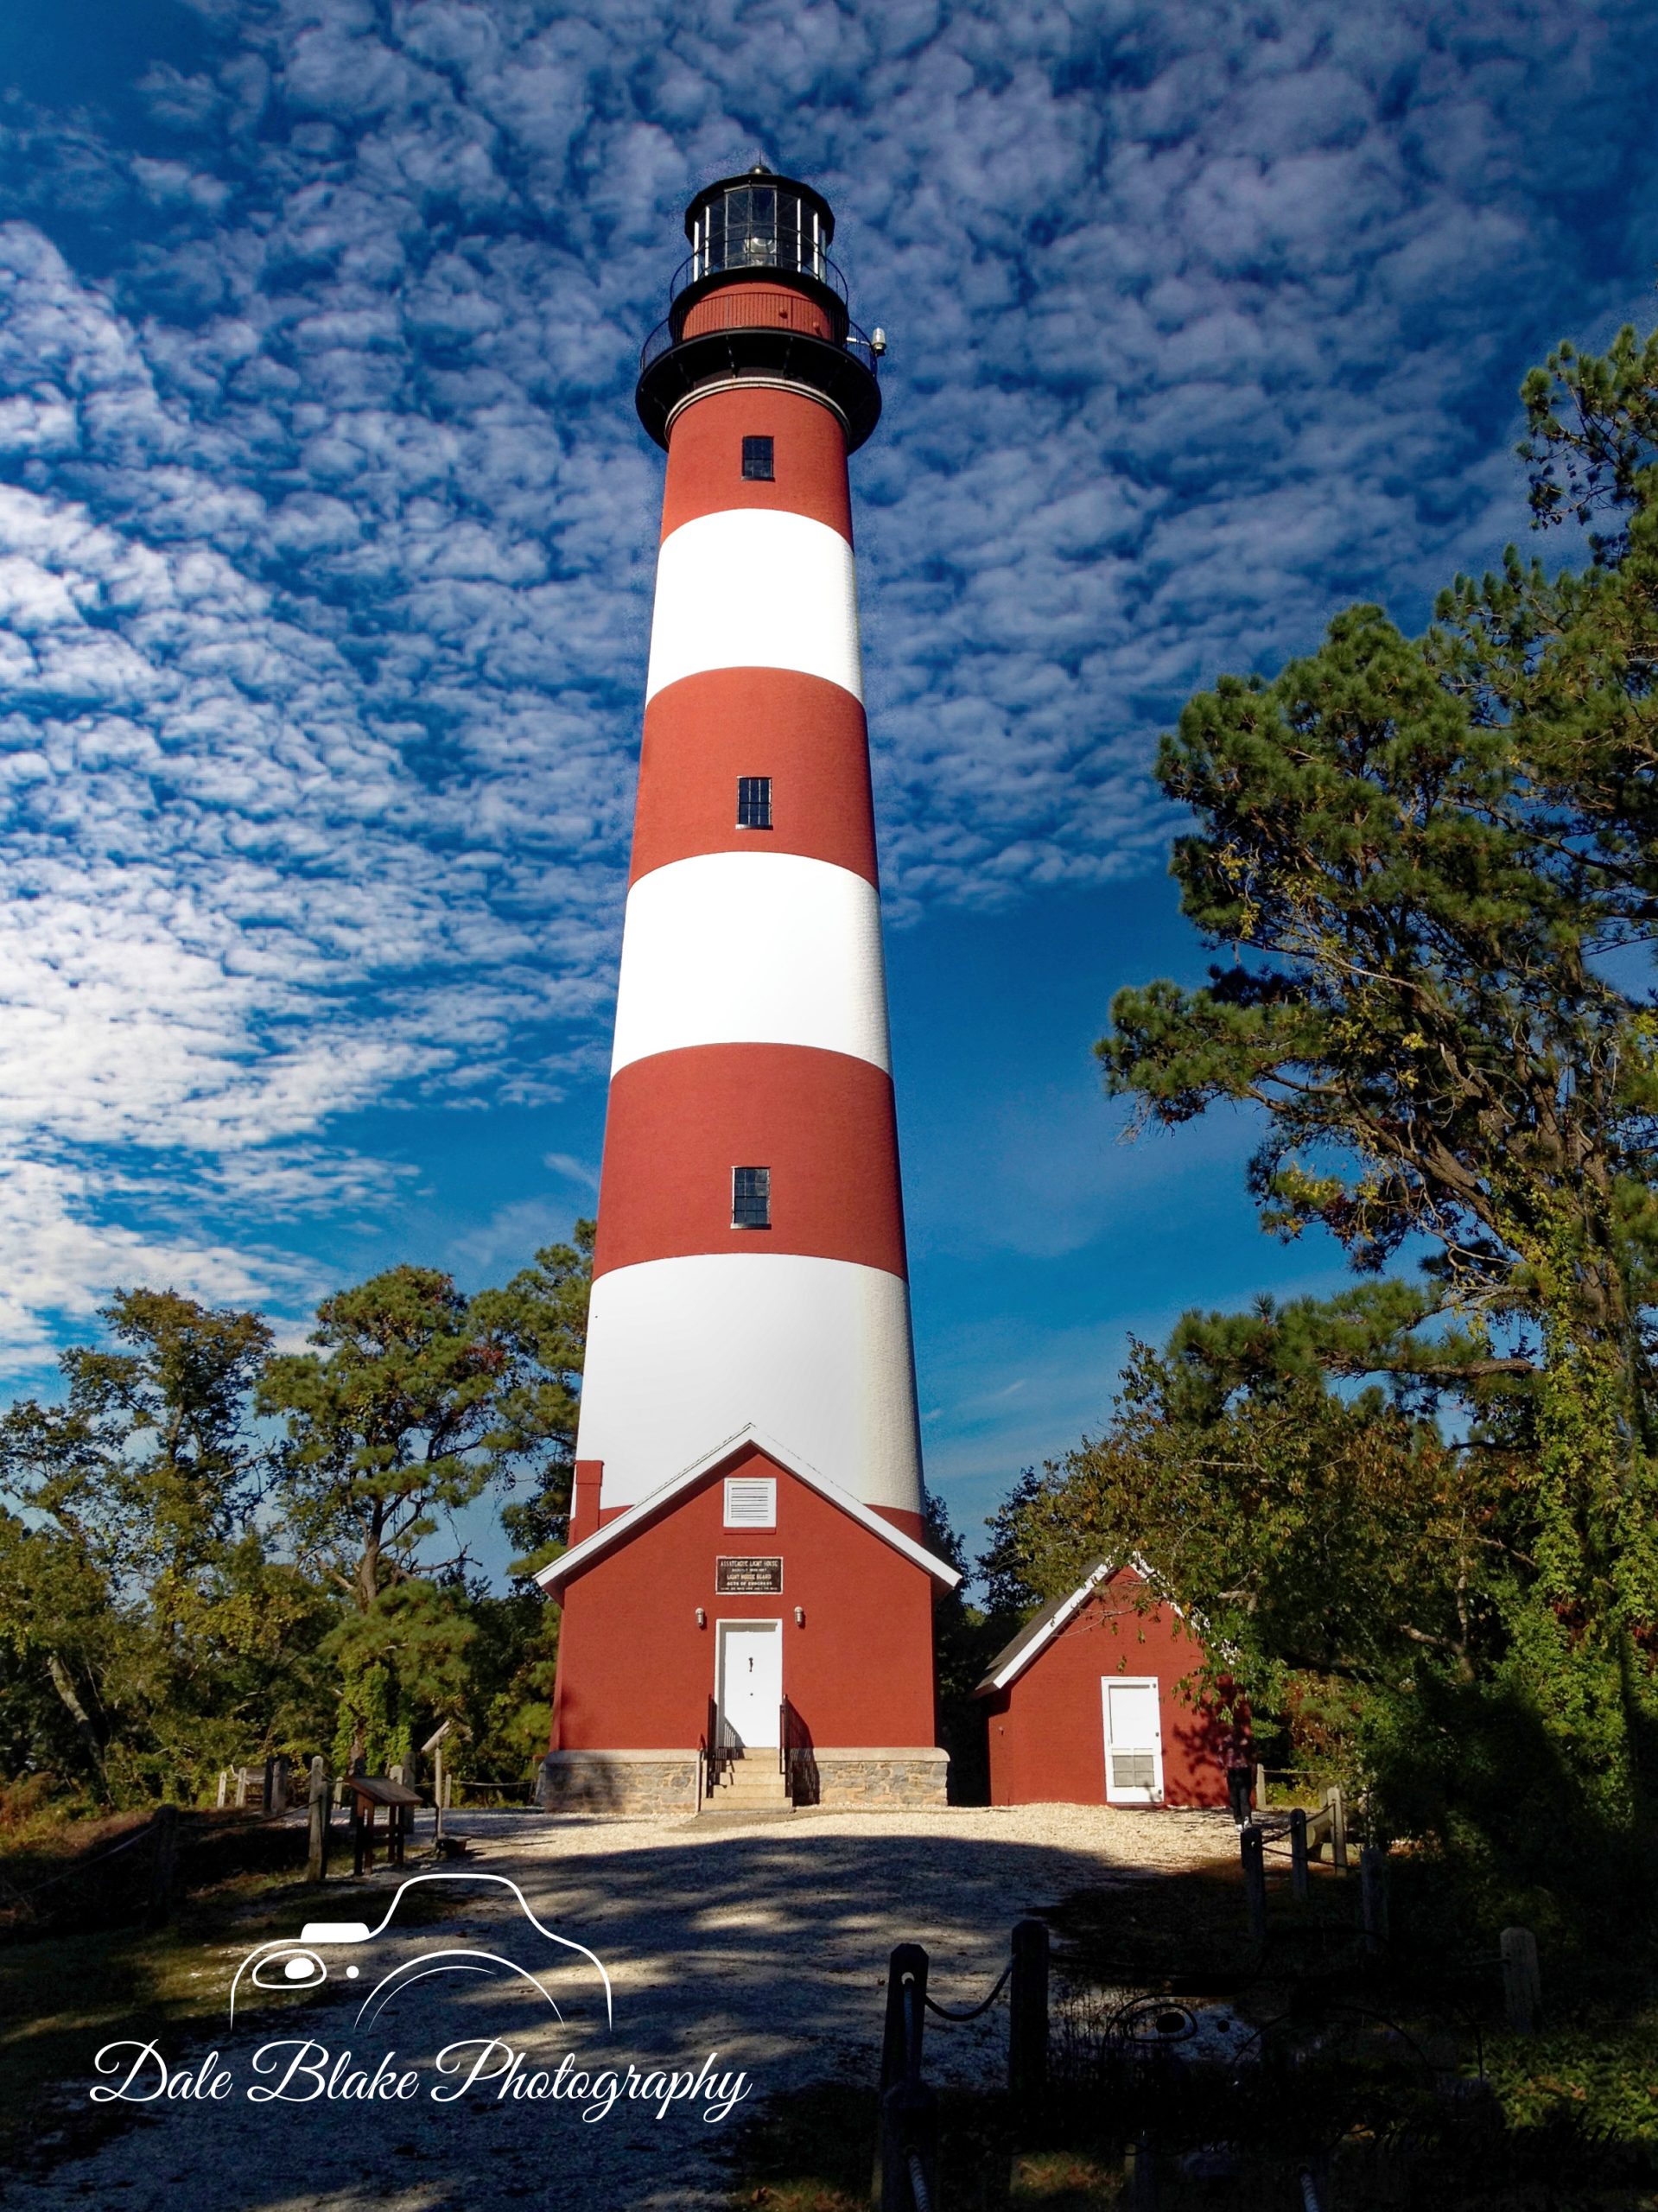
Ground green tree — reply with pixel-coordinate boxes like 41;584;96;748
0;1289;329;1802
1074;315;1658;1872
257;1236;590;1772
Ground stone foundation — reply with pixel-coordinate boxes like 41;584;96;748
538;1745;950;1815
791;1747;950;1808
538;1750;699;1815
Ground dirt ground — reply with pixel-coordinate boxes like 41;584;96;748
0;1802;1238;2212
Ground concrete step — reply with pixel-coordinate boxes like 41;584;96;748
706;1767;792;1810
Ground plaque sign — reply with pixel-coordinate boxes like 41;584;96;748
716;1555;783;1596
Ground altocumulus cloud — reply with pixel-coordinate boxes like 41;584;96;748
0;0;1655;1359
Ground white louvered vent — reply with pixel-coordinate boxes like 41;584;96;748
724;1477;776;1529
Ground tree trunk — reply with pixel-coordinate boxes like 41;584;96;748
45;1652;107;1781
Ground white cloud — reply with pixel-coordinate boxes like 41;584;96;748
0;0;1653;1360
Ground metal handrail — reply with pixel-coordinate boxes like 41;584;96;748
669;246;848;311
707;1693;731;1790
639;311;880;380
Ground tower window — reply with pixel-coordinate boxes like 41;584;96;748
737;775;772;830
741;435;774;481
732;1166;771;1230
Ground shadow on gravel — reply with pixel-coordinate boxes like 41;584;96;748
4;1813;1212;2211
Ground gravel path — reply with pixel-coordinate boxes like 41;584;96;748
4;1803;1237;2212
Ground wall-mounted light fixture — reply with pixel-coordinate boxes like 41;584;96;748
696;1607;707;1628
794;1606;805;1627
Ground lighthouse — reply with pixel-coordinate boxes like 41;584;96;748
537;169;958;1815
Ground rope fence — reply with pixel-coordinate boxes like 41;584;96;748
872;1821;1546;2209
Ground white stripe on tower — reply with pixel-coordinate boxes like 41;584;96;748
645;509;864;701
581;1256;922;1513
609;853;891;1075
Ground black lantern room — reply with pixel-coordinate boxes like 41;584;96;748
636;167;882;453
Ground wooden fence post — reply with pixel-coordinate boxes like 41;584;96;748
1008;1917;1049;2121
1240;1821;1267;1943
1289;1808;1310;1903
1324;1784;1348;1872
1254;1761;1268;1813
234;1767;249;1810
1359;1847;1389;1956
1500;1927;1541;2034
148;1803;180;1924
307;1757;330;1883
215;1770;227;1809
387;1770;405;1869
262;1756;276;1813
880;1942;930;2093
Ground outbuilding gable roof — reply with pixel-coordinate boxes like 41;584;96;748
534;1423;963;1596
972;1555;1180;1697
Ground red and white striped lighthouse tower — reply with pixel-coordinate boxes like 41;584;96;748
538;170;958;1815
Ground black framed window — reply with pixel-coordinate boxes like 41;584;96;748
737;775;772;830
732;1166;771;1230
742;435;774;481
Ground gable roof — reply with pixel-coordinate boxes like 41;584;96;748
972;1554;1197;1697
534;1423;962;1596
971;1559;1116;1697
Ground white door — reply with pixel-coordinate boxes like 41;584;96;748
1102;1677;1165;1805
719;1621;782;1751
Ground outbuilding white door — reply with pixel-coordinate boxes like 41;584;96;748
718;1620;782;1751
1102;1676;1165;1805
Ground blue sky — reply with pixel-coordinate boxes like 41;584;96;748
2;0;1656;1563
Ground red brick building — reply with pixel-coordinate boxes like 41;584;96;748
539;1428;956;1813
975;1560;1227;1808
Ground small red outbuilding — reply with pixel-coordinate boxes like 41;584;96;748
975;1559;1227;1808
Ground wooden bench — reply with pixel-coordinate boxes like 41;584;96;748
346;1775;422;1875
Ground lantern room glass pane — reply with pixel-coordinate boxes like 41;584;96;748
701;185;816;277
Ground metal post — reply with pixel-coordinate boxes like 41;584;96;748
271;1755;289;1816
1127;2133;1158;2209
1289;1807;1309;1903
1501;1926;1541;2033
1359;1847;1389;1956
880;2080;939;2210
1008;1917;1050;2120
307;1757;330;1883
1240;1821;1267;1944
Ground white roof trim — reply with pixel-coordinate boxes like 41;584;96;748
535;1423;961;1594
